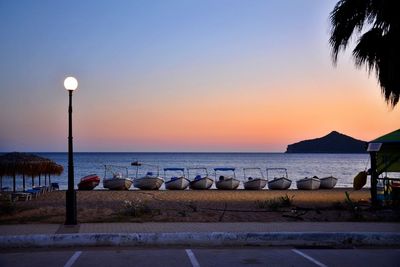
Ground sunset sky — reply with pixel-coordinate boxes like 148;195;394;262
0;0;398;152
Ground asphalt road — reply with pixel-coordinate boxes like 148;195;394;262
0;247;398;267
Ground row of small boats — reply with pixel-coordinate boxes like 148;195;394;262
77;164;338;191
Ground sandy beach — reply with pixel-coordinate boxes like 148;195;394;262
2;188;398;224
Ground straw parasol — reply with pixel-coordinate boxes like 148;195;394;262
0;152;63;192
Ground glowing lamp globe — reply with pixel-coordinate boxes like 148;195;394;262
64;77;78;91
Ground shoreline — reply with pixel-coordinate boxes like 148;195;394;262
3;188;399;224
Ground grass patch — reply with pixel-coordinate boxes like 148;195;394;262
121;199;152;217
280;194;294;207
256;194;294;211
344;191;364;220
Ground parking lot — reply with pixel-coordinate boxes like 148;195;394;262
0;247;398;267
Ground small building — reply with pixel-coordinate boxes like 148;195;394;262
367;129;400;203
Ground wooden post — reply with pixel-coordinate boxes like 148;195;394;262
32;175;34;187
23;174;26;191
39;174;41;186
370;152;378;205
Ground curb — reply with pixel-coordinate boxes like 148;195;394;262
1;232;400;248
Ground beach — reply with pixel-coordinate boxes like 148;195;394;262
2;188;398;224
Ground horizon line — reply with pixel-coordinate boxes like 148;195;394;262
0;151;286;154
0;151;369;154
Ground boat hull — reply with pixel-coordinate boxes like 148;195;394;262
268;177;292;190
134;176;164;190
244;178;267;190
216;178;240;190
78;180;100;190
320;176;338;189
189;177;213;190
78;174;100;190
165;177;190;190
103;178;132;190
296;177;321;190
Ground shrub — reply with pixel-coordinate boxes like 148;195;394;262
279;194;294;207
122;199;151;217
344;191;363;220
256;194;294;211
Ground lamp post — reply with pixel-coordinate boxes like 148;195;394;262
64;76;78;225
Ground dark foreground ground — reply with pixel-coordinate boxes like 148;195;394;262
1;247;399;267
1;189;399;224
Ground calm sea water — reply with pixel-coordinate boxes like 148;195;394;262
3;153;370;190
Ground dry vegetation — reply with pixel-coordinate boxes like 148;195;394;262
1;189;399;224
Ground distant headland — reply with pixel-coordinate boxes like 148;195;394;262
286;131;367;153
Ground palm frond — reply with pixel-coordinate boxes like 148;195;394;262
329;0;400;107
329;0;371;63
352;28;383;74
369;0;399;31
377;30;400;107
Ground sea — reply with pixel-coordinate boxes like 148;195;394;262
2;152;371;190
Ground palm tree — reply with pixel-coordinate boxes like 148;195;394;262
329;0;400;107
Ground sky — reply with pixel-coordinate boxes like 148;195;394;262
0;0;398;152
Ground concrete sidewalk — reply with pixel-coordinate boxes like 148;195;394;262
0;222;399;248
0;222;399;236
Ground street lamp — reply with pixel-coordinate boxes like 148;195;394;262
64;76;78;225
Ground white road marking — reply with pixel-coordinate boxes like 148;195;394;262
185;249;200;267
64;251;82;267
292;249;328;267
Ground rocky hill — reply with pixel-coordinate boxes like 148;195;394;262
286;131;367;153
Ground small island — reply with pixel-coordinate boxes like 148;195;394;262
286;131;367;153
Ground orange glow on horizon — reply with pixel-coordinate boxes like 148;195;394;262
72;78;399;152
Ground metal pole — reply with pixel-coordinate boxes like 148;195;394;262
370;152;378;206
13;172;16;192
65;89;77;225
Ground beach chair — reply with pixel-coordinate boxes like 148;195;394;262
25;188;41;198
51;183;59;190
33;186;46;195
11;192;32;201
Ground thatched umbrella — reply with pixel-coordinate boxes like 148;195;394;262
0;152;63;192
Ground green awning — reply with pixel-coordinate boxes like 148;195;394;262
371;129;400;143
370;129;400;173
377;151;400;173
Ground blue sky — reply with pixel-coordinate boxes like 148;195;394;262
0;0;398;152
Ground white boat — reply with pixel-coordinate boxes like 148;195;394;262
103;166;132;190
214;168;240;190
319;176;338;189
164;168;190;190
296;176;321;190
103;176;132;190
134;173;164;190
131;162;164;190
266;168;292;190
187;167;213;190
243;168;267;190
